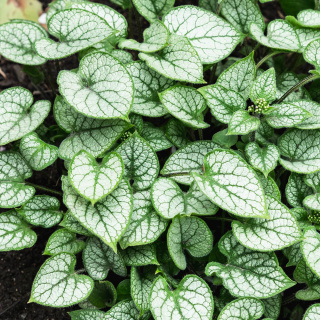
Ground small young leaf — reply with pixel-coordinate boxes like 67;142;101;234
159;86;209;129
140;123;172;152
286;173;313;207
228;110;260;135
163;5;244;64
212;129;238;148
287;9;320;28
0;87;50;145
122;244;159;266
88;281;117;308
303;303;320;320
69;151;124;205
60;210;92;236
104;300;142;320
119;21;168;53
132;0;174;22
30;253;94;307
0;210;37;251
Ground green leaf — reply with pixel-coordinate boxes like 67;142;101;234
217;298;264;320
140;123;172;152
283;242;303;267
303;303;320;320
245;142;280;177
19;195;62;228
19;132;58;171
216;52;256;99
104;300;142;320
167;216;213;270
54;96;131;160
60;210;92;236
163;5;244;64
161;141;220;185
30;253;94;307
62;176;132;252
263;294;282;319
250;68;276;103
111;50;133;64
0;20;47;65
295;28;320;52
0;87;50;145
126;61;174;117
122;244;159;266
151;178;218;219
88;281;117;308
193;149;268;218
120;190;168;249
303;194;320;211
115;133;159;190
132;0;174;22
212;129;238;148
293;101;320;129
58;52;133;120
250;20;300;51
0;210;36;251
276;72;305;102
149;275;214;320
286;173;313;207
257;172;281;200
287;10;320;28
227;110;260;135
139;34;205;84
44;228;85;256
83;237;127;280
221;0;265;34
294;260;320;301
159;86;209;129
291;207;312;229
278;129;320;174
205;232;295;298
0;152;35;208
199;85;246;124
304;38;320;68
232;195;302;251
301;227;320;278
35;9;114;59
165;118;190;148
116;279;131;301
199;0;218;11
108;0;132;10
119;21;168;53
69;309;106;320
69;151;124;205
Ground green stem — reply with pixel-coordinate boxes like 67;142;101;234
255;51;283;69
203;216;234;223
276;74;319;104
161;172;190;177
198;129;203;140
26;182;62;197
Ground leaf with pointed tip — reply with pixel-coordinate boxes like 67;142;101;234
159;86;209;129
60;211;92;236
133;0;174;22
250;68;276;103
304;38;320;68
286;173;313;207
0;210;36;251
0;152;35;208
245;142;280;177
278;129;320;174
257;172;281;200
69;151;124;205
119;21;168;53
263;294;282;320
126;61;174;117
168;216;213;270
115;133;159;190
0;20;47;65
120;190;168;249
30;253;94;307
293;101;320;129
19;196;62;228
122;244;159;266
83;237;127;280
54;96;131;160
216;53;256;99
139;34;204;84
221;0;265;34
228;110;260;135
161;141;220;185
35;9;114;59
199;85;246;124
140;123;172;152
205;232;296;298
19;132;58;171
0;87;50;145
250;20;300;51
163;6;243;64
58;52;133;120
104;300;143;320
301;227;320;278
294;260;320;301
217;298;264;320
69;309;106;320
303;303;320;320
232;195;302;251
287;10;320;28
150;275;214;320
44;229;85;256
165;118;190;148
283;242;303;267
62;176;132;252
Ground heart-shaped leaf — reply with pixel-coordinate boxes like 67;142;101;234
122;244;159;266
58;52;134;120
205;232;295;298
0;210;37;251
30;253;94;307
140;123;172;151
35;9;114;59
287;9;320;28
132;0;174;22
250;68;276;103
228;110;260;135
163;6;244;64
69;151;124;205
0;87;50;145
0;20;47;65
149;275;214;320
303;303;320;320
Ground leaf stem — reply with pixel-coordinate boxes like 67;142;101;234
203;216;234;223
198;129;203;140
255;51;283;69
276;74;319;104
161;172;190;177
25;182;62;197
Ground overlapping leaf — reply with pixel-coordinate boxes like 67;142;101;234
122;244;159;266
133;0;175;22
250;68;276;103
228;110;260;135
140;123;172;151
303;303;320;320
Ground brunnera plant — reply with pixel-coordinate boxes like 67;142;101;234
1;0;320;319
